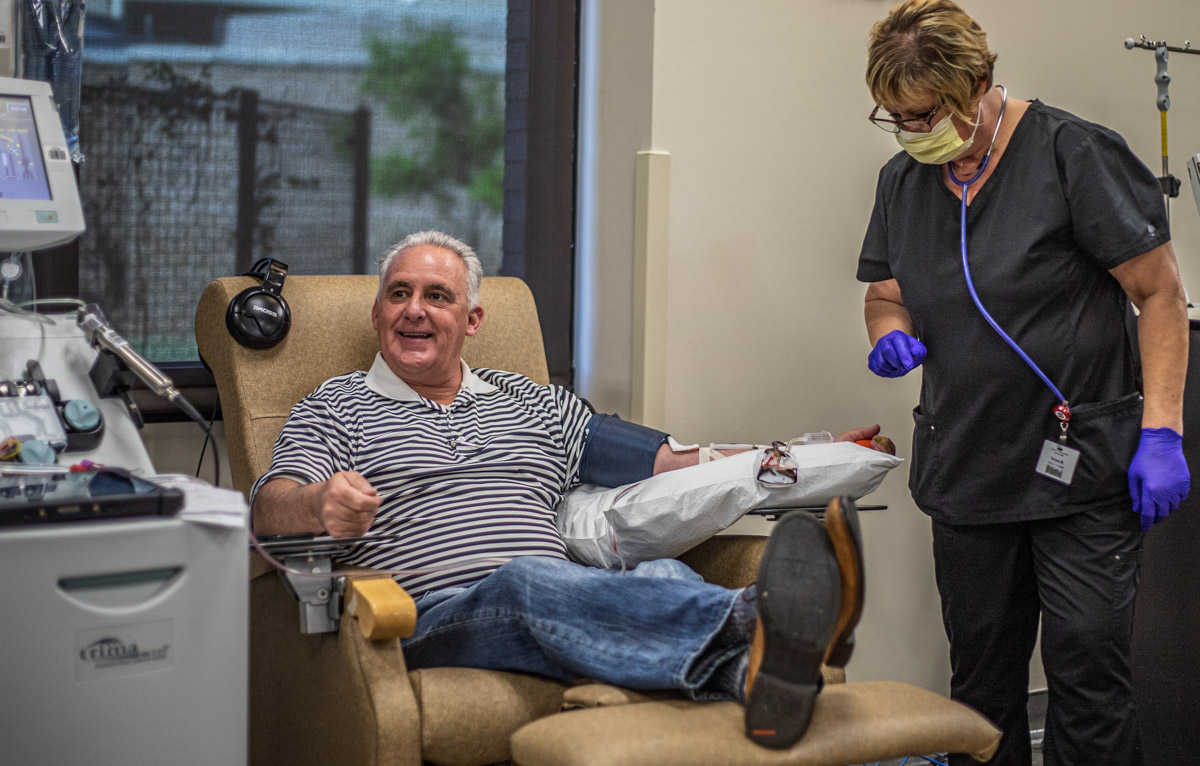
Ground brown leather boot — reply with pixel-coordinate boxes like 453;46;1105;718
743;511;841;749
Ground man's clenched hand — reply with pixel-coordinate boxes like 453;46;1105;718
315;471;381;537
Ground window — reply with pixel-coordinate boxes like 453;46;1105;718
38;0;577;417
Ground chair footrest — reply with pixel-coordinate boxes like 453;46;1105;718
510;681;1001;766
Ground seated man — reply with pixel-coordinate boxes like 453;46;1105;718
252;230;884;749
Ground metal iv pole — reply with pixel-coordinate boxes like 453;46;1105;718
1124;35;1200;224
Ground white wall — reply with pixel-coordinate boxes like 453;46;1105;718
577;0;1200;692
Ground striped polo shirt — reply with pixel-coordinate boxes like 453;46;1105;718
251;353;592;594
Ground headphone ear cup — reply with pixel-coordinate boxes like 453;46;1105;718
226;286;291;349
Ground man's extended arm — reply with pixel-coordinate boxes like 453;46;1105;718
652;425;888;474
253;472;382;537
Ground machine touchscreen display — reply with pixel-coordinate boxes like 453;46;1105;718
0;469;184;527
0;95;51;201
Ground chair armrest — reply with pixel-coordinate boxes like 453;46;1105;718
346;577;418;640
250;563;423;766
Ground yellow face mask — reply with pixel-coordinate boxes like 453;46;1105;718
895;108;979;164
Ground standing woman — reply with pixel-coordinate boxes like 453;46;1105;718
856;1;1190;764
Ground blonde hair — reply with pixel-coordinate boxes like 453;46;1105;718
865;0;997;123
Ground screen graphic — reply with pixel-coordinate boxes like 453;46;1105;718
0;96;51;201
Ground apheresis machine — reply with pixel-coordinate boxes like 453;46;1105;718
0;75;248;766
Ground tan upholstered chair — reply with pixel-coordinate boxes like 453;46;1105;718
195;275;1001;766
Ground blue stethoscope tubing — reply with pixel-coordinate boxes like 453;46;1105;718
948;91;1069;407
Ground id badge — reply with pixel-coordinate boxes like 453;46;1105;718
1035;440;1080;485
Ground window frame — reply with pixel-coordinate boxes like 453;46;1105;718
35;0;579;420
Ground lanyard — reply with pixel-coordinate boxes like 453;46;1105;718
948;88;1074;441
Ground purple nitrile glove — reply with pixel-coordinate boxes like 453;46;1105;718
1128;427;1190;531
867;329;927;378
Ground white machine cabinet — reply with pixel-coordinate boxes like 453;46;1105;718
0;513;248;765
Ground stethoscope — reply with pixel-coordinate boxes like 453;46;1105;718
948;86;1073;440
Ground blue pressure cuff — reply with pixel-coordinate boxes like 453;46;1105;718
578;413;668;487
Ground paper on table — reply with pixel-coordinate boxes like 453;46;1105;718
150;474;250;529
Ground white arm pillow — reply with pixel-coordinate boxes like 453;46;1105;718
555;442;902;569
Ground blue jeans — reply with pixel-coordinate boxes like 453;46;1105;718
402;556;748;700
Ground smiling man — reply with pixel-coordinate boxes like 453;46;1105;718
370;239;484;405
250;230;874;748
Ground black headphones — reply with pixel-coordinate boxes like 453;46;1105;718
226;258;291;349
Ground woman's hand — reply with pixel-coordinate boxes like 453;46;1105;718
868;329;927;378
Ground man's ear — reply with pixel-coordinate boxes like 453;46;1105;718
371;298;380;332
465;305;484;337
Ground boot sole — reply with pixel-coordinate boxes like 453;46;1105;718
744;512;840;749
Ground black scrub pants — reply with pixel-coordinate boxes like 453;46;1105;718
932;503;1144;766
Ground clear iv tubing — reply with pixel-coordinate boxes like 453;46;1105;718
248;522;513;581
952;160;1068;405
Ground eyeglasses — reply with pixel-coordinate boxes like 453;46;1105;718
757;441;799;486
869;104;941;134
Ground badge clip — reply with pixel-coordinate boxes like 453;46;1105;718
1053;401;1071;443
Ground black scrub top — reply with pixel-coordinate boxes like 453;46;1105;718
857;101;1170;524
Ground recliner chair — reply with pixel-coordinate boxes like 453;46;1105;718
195;274;1001;766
